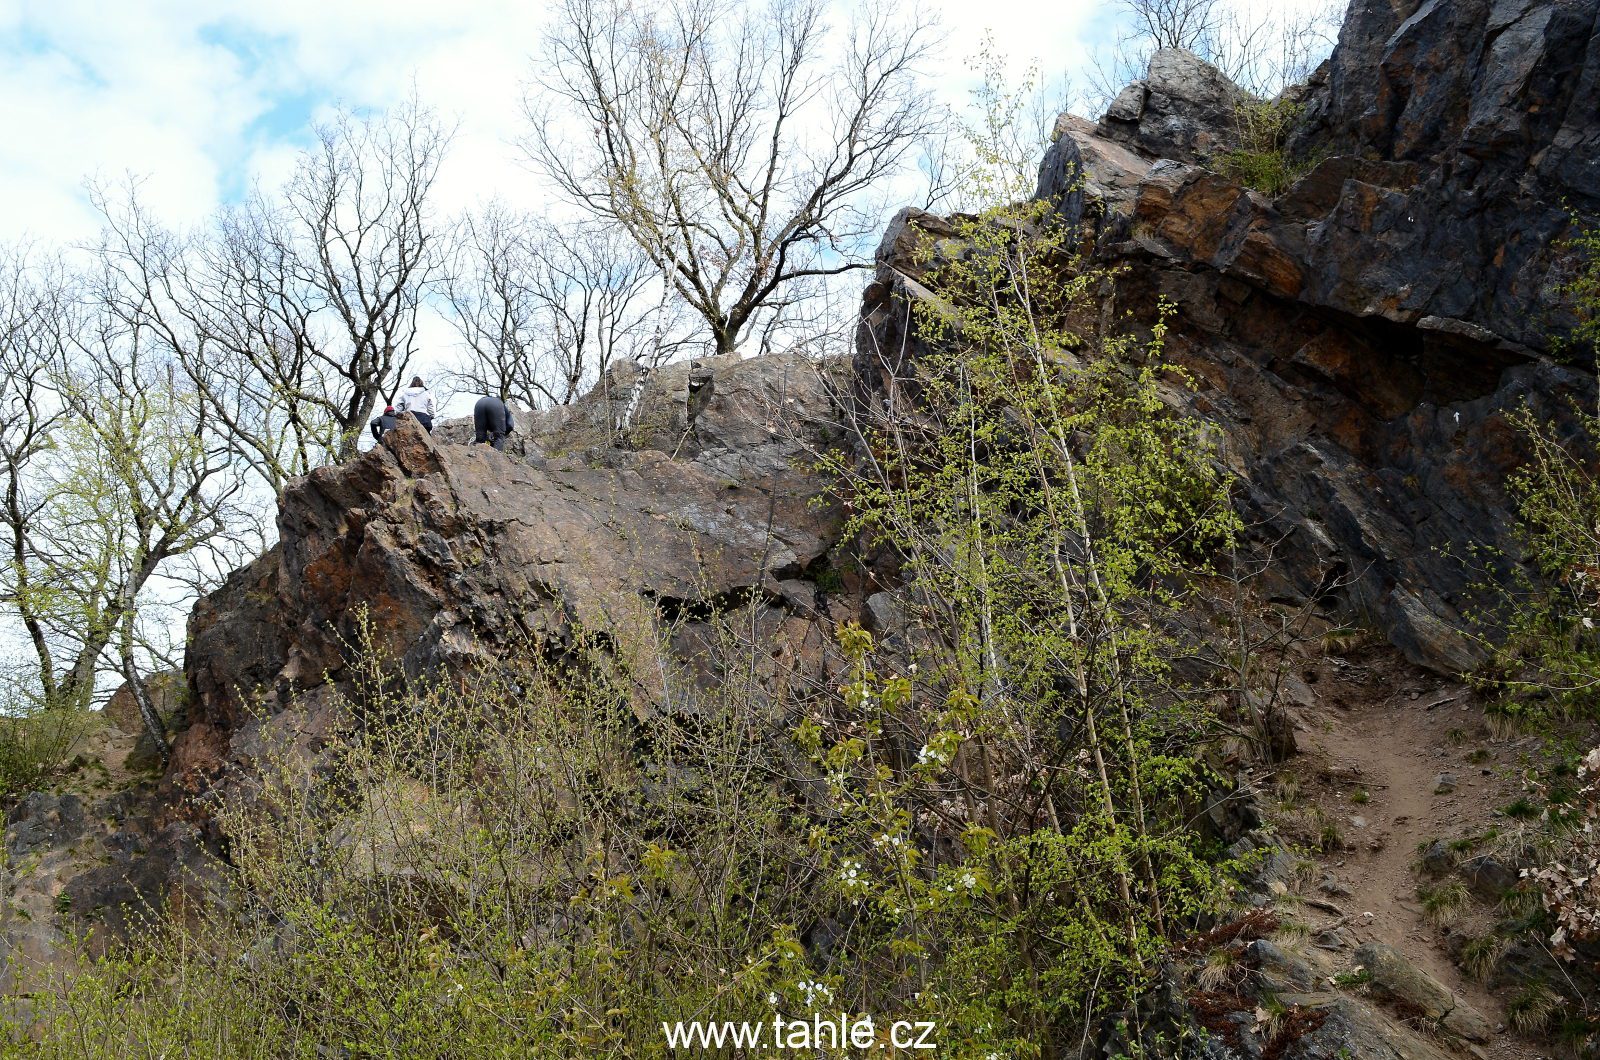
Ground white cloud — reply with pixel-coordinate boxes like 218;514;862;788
0;0;1335;405
0;0;1334;243
0;0;544;240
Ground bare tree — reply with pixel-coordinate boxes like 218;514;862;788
528;0;938;357
0;247;71;709
1089;0;1340;105
282;100;454;452
443;203;689;409
93;98;455;490
1133;0;1221;51
0;249;251;726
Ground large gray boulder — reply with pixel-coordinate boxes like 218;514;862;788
1097;47;1253;163
1352;942;1493;1043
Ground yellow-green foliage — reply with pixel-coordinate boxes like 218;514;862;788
1218;98;1308;197
1450;221;1600;1040
11;81;1248;1059
819;186;1244;1049
1558;216;1600;362
1469;222;1600;721
1470;402;1600;724
5;587;1235;1059
0;706;87;803
9;627;839;1057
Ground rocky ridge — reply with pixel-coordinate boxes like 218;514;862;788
3;0;1599;1056
181;351;856;778
869;0;1600;673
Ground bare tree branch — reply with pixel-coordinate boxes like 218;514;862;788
527;0;938;356
443;204;692;410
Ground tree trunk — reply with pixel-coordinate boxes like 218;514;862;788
121;651;170;766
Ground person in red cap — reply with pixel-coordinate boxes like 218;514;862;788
370;404;401;441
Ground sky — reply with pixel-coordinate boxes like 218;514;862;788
0;0;1335;393
0;0;1148;245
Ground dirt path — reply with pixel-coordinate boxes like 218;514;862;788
1294;658;1549;1060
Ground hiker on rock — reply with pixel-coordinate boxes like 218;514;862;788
370;404;400;441
396;375;434;432
473;394;515;451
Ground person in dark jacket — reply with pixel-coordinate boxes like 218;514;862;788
473;394;515;451
370;404;400;441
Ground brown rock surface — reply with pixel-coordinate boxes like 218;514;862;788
867;0;1600;672
175;350;854;790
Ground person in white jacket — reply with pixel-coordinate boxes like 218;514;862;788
396;376;434;432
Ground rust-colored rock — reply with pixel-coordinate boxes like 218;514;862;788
869;2;1599;673
172;352;855;799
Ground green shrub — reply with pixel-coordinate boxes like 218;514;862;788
1217;99;1311;196
0;706;88;803
1556;215;1600;364
1470;216;1600;719
816;182;1245;1047
1418;880;1470;927
1449;217;1600;1032
12;625;836;1056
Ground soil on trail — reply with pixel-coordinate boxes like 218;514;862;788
1285;644;1551;1060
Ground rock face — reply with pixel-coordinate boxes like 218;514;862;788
2;351;863;1000
1;715;210;994
1291;0;1599;352
867;0;1600;672
6;4;1598;1056
100;671;186;774
1096;47;1251;164
1353;942;1493;1043
175;351;856;786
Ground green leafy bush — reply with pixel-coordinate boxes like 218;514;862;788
10;624;835;1056
1218;99;1310;197
1468;216;1600;721
1556;215;1600;363
0;706;87;803
819;173;1245;1046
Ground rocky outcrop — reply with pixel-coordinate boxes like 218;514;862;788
865;1;1600;672
4;353;865;1000
1;713;210;994
7;6;1598;1057
1291;0;1599;352
1353;942;1493;1043
1095;47;1251;164
1094;941;1463;1060
175;351;857;787
100;670;186;774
